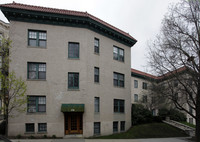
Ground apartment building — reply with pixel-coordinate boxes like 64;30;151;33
131;67;196;124
131;68;159;116
0;2;137;137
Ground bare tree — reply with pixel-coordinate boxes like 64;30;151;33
0;38;27;136
148;0;200;141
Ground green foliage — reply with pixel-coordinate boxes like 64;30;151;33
28;135;35;139
132;104;153;125
43;135;47;138
16;134;21;139
52;135;56;138
159;108;186;122
0;71;27;114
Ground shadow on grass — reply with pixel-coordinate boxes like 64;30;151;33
91;123;188;139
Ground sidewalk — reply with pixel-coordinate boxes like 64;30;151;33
11;137;192;142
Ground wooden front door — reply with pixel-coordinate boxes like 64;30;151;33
65;113;83;134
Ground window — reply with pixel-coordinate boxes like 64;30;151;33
142;82;147;89
174;80;178;87
152;109;156;116
113;121;118;133
68;42;79;58
28;62;46;80
0;33;2;46
134;94;138;102
189;118;193;124
134;80;138;88
94;97;100;113
189;106;193;114
113;46;124;62
113;72;124;87
120;121;125;131
94;38;99;54
26;123;34;133
94;67;99;83
28;30;46;47
173;93;178;101
68;72;79;89
114;99;125;113
142;95;147;103
0;98;1;114
94;122;100;135
27;96;46;113
38;123;47;132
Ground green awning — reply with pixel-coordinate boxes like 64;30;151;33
61;104;84;112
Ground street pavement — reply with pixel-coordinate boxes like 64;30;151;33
11;137;193;142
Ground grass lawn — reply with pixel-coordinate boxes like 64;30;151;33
93;123;188;139
180;121;196;128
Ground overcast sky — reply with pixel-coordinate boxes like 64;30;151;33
0;0;181;72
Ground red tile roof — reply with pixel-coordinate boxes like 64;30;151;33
131;66;187;80
131;68;158;79
0;2;136;42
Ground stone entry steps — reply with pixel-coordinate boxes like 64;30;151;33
163;120;195;136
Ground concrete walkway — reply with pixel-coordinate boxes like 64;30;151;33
11;137;192;142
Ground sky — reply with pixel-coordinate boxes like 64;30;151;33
0;0;181;72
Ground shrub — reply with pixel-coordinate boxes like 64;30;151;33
132;104;153;125
158;108;186;122
16;134;21;139
43;135;47;138
28;135;35;139
0;120;6;135
52;135;56;138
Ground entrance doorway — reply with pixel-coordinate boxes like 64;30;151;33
65;112;83;134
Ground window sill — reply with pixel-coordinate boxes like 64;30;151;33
113;86;125;89
27;79;46;81
94;82;100;85
113;59;125;63
26;112;46;115
114;112;125;114
24;132;35;134
67;89;80;91
68;58;80;60
27;46;46;49
94;52;100;55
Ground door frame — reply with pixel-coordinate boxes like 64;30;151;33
64;112;83;135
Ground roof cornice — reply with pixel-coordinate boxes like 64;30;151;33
0;2;137;47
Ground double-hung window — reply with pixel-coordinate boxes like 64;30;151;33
94;38;99;54
68;42;79;59
94;97;100;113
27;96;46;113
94;67;99;83
120;121;125;131
26;123;34;133
114;99;125;113
68;72;79;89
113;46;124;62
142;95;147;103
94;122;100;135
38;123;47;132
134;80;138;88
28;62;46;80
0;33;2;46
113;121;118;133
28;30;46;47
142;82;147;89
134;94;138;102
113;72;124;87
